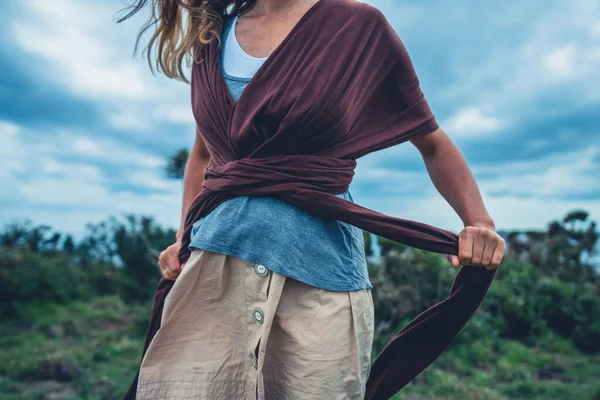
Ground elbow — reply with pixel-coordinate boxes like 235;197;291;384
412;127;448;159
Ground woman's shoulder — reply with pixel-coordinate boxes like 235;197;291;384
338;0;382;13
329;0;388;27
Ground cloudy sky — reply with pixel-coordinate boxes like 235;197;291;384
1;0;599;239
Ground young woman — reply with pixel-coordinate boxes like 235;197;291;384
120;0;505;399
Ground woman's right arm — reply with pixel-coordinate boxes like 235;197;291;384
159;128;211;280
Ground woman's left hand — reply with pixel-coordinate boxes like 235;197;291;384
447;224;505;270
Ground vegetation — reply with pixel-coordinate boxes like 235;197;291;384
0;210;599;399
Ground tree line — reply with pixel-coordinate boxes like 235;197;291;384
1;209;598;355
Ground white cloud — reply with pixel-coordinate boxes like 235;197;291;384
13;0;152;101
153;106;195;124
592;22;600;37
6;187;181;240
444;107;501;137
483;195;600;233
3;0;600;241
38;158;103;180
0;120;20;154
1;121;164;176
70;138;105;158
0;121;26;175
47;130;165;169
0;119;182;235
3;0;194;234
352;143;600;234
125;170;181;191
353;184;600;235
0;120;19;137
13;0;193;132
107;110;153;131
439;0;600;115
477;146;600;198
543;45;576;80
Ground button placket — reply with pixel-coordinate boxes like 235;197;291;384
244;262;273;388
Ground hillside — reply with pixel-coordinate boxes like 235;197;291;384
1;210;599;399
1;296;599;399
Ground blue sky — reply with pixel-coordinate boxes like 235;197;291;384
1;0;599;238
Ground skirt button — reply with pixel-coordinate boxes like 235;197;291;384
253;307;264;324
254;263;269;277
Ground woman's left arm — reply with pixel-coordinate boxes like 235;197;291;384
411;127;505;270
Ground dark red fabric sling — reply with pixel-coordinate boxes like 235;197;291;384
123;0;498;398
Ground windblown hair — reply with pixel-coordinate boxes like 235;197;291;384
117;0;256;82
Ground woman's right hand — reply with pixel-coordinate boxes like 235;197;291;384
158;240;184;280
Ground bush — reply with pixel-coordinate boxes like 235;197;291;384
370;249;600;356
0;246;118;320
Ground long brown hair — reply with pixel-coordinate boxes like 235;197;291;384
117;0;256;83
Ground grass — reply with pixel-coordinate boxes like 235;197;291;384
0;296;148;400
391;335;600;400
1;296;599;399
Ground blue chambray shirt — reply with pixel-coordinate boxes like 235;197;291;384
189;16;371;292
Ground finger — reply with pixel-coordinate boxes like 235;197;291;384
447;254;460;267
158;259;177;280
158;257;166;273
458;229;474;266
163;266;178;280
158;251;169;271
471;228;488;266
481;236;498;268
488;238;506;270
167;251;182;273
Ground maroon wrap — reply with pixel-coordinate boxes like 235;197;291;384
123;0;498;398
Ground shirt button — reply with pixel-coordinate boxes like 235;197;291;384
254;263;269;277
253;307;264;324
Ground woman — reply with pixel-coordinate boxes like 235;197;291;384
119;0;505;399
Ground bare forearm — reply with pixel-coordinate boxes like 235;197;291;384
176;153;210;241
420;134;494;230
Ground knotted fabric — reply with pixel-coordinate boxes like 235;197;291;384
123;0;498;398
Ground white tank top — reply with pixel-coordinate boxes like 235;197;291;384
221;14;268;79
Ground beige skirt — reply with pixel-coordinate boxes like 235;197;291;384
136;249;375;400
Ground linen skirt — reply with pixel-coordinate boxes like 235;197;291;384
136;248;375;400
